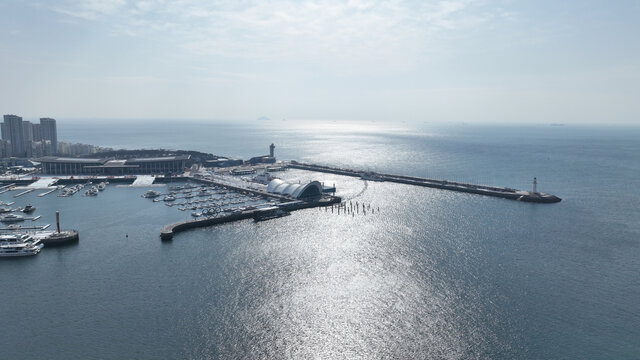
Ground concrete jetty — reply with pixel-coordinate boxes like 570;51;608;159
40;230;79;246
160;196;340;240
288;161;561;203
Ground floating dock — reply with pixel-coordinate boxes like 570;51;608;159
13;189;34;198
38;187;60;197
288;162;561;203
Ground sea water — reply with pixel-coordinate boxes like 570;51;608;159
1;120;638;359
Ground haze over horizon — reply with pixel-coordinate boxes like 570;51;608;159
1;0;639;125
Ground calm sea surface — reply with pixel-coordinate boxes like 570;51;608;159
1;120;639;359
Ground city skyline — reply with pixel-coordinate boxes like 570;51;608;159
1;114;58;157
1;1;639;125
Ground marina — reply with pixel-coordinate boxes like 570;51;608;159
0;154;563;242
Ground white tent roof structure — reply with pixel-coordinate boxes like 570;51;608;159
267;179;323;199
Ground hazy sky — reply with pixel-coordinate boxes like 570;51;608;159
1;0;639;124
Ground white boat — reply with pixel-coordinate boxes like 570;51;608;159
0;234;43;257
97;182;106;191
0;233;33;244
1;213;25;223
0;242;43;257
85;189;98;196
198;188;209;196
253;172;276;184
163;195;176;202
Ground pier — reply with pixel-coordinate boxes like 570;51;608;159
288;161;561;203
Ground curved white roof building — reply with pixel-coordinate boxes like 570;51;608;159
267;179;323;199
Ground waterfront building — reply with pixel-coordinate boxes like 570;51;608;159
37;155;190;175
2;114;25;157
203;158;244;168
40;118;57;155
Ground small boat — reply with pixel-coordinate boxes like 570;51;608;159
22;205;36;213
85;189;98;196
0;207;13;213
163;195;176;202
142;190;161;198
97;182;106;191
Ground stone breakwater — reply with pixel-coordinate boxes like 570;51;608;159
288;162;561;204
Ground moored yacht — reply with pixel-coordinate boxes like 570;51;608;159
0;242;43;257
1;213;26;223
0;234;43;257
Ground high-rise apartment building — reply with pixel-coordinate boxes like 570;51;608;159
3;114;25;157
32;123;42;141
40;118;57;155
0;115;59;158
22;121;34;157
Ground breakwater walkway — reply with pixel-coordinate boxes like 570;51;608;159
288;161;561;203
